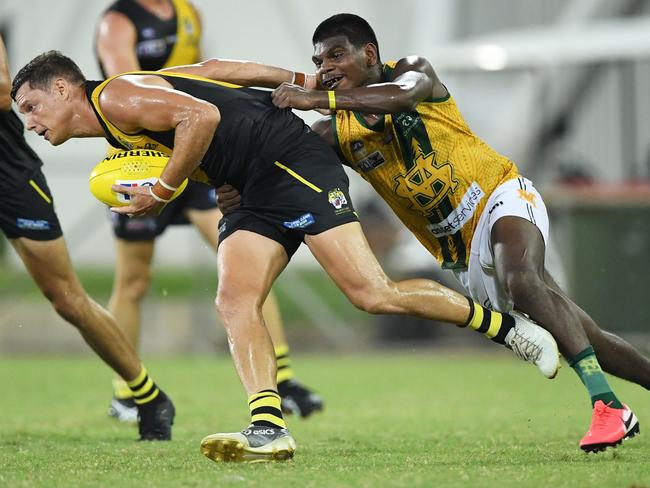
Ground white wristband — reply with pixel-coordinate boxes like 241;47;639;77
148;186;170;203
158;178;178;192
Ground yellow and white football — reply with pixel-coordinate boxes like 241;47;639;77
89;149;188;207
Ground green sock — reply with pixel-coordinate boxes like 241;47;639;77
569;346;622;408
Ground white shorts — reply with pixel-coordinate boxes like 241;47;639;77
454;177;549;313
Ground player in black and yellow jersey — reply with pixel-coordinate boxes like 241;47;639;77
95;0;323;422
211;14;647;452
0;34;173;441
12;51;559;462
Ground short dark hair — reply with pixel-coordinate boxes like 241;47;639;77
312;13;380;60
11;51;86;100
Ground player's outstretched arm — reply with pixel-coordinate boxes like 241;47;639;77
273;56;441;114
0;35;12;111
100;76;220;216
159;58;315;89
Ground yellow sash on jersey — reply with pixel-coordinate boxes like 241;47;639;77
164;0;201;68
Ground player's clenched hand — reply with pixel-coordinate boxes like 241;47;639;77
272;82;318;111
216;184;241;214
110;184;166;217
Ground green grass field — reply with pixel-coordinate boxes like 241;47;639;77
1;353;648;487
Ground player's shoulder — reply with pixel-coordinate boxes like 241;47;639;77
99;0;140;30
388;56;435;79
98;7;136;35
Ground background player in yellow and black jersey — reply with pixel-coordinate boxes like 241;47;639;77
95;0;323;422
0;34;174;441
12;51;560;462
213;13;648;452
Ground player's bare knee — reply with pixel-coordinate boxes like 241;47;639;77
215;287;258;324
345;283;393;314
121;273;152;303
50;289;89;326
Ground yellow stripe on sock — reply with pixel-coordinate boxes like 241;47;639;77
251;413;286;428
250;396;282;410
132;378;154;397
277;368;294;384
274;161;322;192
112;378;133;400
126;367;148;388
134;388;160;405
248;391;280;404
467;304;484;331
276;357;291;368
274;344;290;358
485;312;503;339
29;179;52;204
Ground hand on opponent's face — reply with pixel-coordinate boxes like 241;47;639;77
110;184;166;217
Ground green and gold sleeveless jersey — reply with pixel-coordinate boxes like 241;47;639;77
333;62;520;269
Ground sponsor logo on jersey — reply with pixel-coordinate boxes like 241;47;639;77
141;28;155;39
183;18;194;35
137;38;170;58
356;150;386;172
115;178;156;203
283;213;315;229
351;140;365;152
426;182;484;237
218;219;227;234
394;113;421;137
16;218;51;230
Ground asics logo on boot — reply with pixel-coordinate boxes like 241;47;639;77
243;428;277;435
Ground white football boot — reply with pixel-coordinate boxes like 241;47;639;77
505;311;560;379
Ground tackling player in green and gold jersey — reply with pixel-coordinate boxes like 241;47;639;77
208;13;648;453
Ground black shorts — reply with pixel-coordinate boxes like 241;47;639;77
110;180;217;241
218;144;358;259
0;169;63;241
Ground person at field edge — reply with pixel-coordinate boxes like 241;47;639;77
95;0;323;422
11;50;559;462
213;13;646;453
0;34;173;441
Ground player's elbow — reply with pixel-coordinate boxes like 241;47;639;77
196;102;220;132
206;104;221;130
